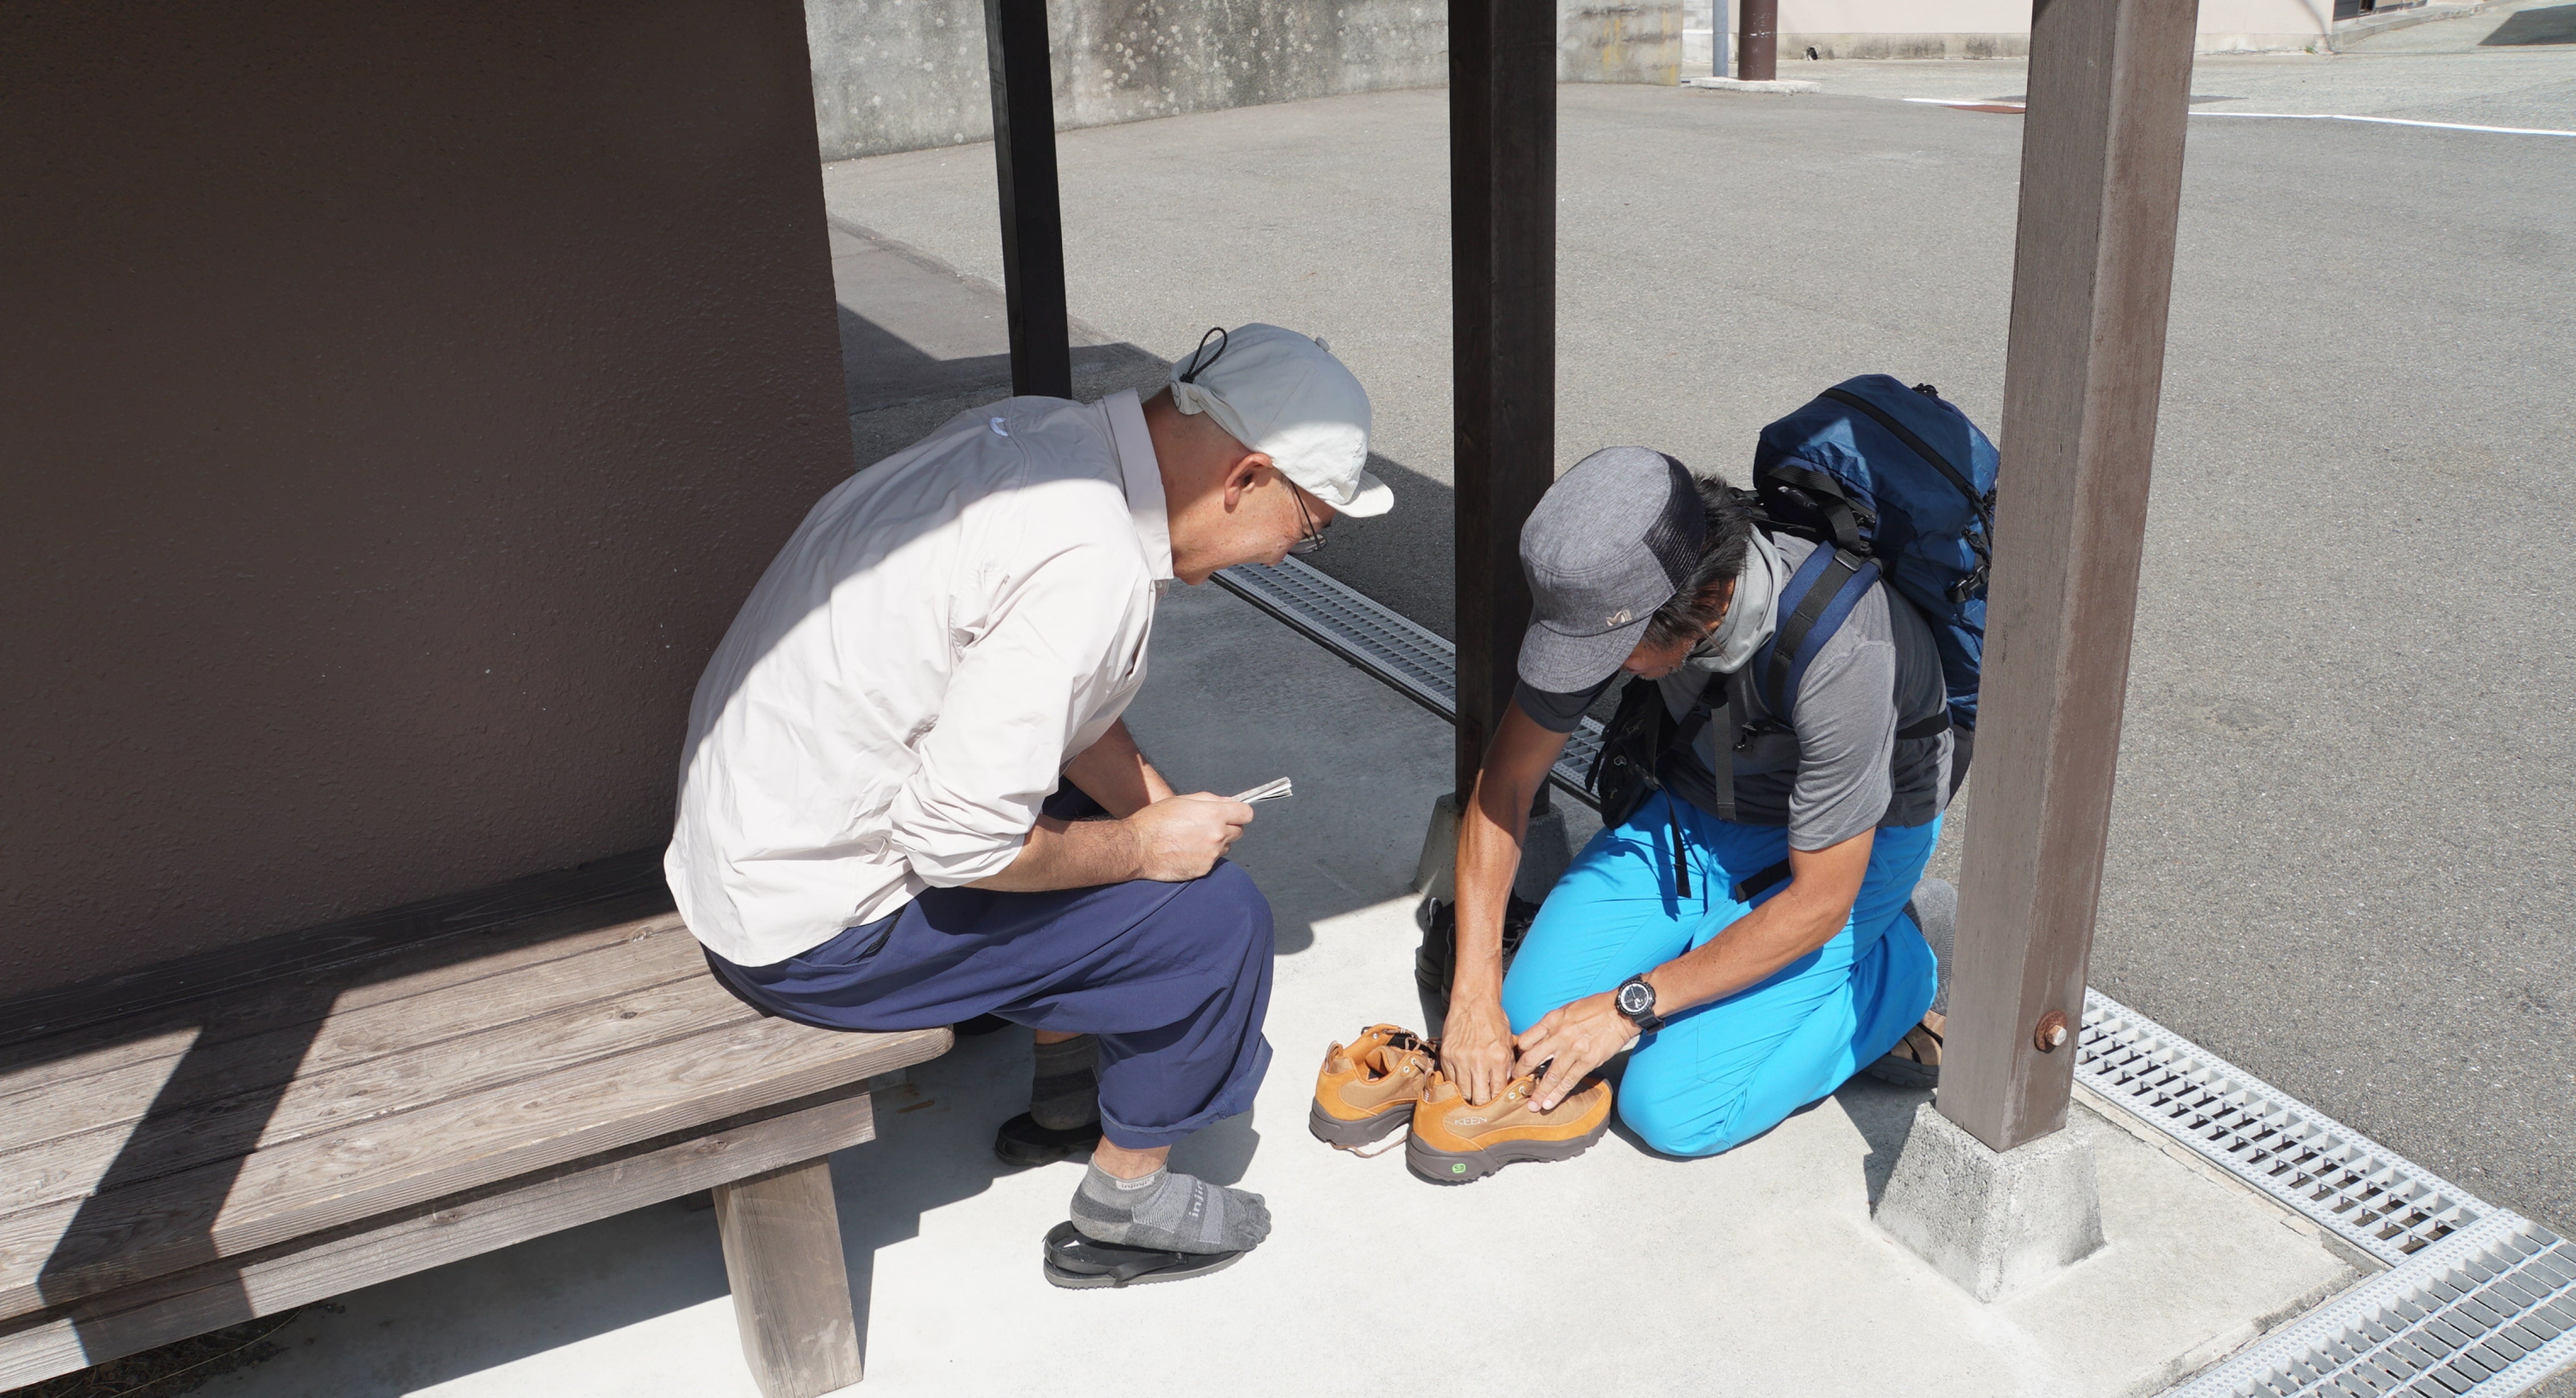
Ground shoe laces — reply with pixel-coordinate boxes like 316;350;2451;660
1503;1058;1558;1108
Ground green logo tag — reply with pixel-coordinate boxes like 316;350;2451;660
1451;1163;1467;1174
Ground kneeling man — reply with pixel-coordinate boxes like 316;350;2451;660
1442;447;1951;1154
667;325;1387;1282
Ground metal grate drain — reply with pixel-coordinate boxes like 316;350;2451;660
2166;1211;2576;1397
2083;992;2575;1395
1212;556;2574;1396
1213;560;1603;804
2079;992;2480;1266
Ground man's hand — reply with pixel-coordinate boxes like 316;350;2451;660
1512;991;1638;1113
1439;993;1516;1105
1125;792;1254;882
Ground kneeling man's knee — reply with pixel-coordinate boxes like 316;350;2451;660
1617;1085;1739;1159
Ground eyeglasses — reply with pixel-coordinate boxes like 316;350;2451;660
1289;484;1331;556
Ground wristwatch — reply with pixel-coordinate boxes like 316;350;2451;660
1614;975;1665;1034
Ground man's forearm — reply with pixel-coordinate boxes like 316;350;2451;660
1650;895;1840;1010
1453;705;1574;1001
1061;719;1172;819
1451;771;1530;999
970;815;1143;893
1645;833;1873;1014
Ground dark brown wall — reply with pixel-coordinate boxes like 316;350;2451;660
1;2;850;994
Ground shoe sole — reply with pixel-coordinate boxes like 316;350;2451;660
1406;1115;1611;1185
1043;1251;1247;1289
1041;1222;1251;1289
1307;1096;1413;1149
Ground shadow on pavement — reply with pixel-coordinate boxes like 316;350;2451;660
2483;2;2576;44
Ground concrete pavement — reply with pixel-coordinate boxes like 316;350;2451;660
1703;0;2576;131
177;582;2356;1398
818;66;2576;1263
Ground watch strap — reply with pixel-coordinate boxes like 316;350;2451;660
1616;975;1665;1034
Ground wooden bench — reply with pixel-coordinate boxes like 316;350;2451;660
0;851;949;1398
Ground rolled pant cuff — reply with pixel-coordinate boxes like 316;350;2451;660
1096;1037;1272;1150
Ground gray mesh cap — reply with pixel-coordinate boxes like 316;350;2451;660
1516;447;1707;693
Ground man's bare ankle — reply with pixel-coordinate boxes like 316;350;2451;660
1092;1140;1168;1179
1032;1028;1081;1045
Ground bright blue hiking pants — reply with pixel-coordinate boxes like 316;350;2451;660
1500;794;1941;1158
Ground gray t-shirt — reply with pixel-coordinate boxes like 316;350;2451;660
1514;534;1952;850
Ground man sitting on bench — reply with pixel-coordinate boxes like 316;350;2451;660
666;325;1386;1286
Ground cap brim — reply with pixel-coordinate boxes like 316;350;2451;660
1517;612;1651;694
1335;470;1394;518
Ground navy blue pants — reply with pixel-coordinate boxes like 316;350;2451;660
704;792;1275;1150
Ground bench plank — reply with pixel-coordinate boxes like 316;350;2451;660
0;970;745;1216
1;1017;949;1316
0;910;689;1103
0;850;671;1052
0;1087;884;1391
0;920;703;1161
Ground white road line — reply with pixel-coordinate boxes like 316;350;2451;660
1902;96;2576;138
2189;111;2576;137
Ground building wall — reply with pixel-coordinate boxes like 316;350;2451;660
0;1;852;994
1687;0;2331;60
808;0;1681;163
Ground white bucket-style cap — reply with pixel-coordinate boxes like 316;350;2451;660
1166;323;1390;517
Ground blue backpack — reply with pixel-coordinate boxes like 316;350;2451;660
1585;375;1999;895
1749;374;1999;737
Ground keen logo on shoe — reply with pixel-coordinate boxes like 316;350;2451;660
1406;1065;1613;1185
1308;1023;1439;1151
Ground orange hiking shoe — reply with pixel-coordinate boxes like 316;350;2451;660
1406;1064;1613;1184
1309;1025;1439;1149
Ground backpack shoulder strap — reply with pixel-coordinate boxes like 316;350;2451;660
1757;544;1881;723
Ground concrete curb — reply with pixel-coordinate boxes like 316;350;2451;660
2327;0;2487;50
1684;76;1822;94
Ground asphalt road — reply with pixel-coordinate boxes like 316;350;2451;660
822;50;2576;1277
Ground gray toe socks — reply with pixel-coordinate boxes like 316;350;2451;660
1070;1163;1271;1255
1029;1033;1099;1132
1911;877;1958;1016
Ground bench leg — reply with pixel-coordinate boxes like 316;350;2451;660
712;1156;865;1395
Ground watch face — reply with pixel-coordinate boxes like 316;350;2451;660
1618;980;1654;1015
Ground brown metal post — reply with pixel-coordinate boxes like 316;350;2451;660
984;0;1073;398
1736;0;1778;81
1449;0;1557;802
1937;0;2199;1154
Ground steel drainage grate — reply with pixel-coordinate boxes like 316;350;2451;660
2082;993;2576;1396
2166;1211;2576;1398
1212;558;2575;1395
2080;992;2480;1267
1213;560;1603;804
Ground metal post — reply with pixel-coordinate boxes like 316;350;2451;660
1449;0;1557;803
1939;0;2198;1154
983;0;1072;398
1736;0;1777;81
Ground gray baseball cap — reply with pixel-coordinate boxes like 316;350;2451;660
1517;447;1708;693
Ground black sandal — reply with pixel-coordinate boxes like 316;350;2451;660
993;1112;1103;1167
1041;1221;1251;1289
1864;1014;1945;1089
